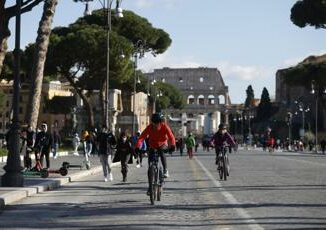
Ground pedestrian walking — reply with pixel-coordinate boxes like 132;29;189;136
72;132;80;156
35;123;52;168
81;130;92;164
114;132;133;182
51;130;61;159
178;137;185;156
20;125;36;169
97;126;116;182
185;132;196;159
321;139;326;154
194;135;199;152
132;131;146;168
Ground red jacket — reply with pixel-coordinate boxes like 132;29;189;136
136;123;176;149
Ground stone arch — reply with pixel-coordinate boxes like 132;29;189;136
208;95;215;105
218;95;226;104
187;95;195;104
198;95;205;105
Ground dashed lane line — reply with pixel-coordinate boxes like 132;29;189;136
194;156;264;230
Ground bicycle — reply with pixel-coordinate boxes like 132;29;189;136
148;148;166;205
216;145;230;181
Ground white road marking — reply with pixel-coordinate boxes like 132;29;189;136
194;157;264;230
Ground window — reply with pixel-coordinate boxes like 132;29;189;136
190;86;193;90
179;77;183;83
200;77;204;82
198;95;205;105
209;86;213;90
187;95;195;104
5;112;9;118
161;78;165;83
0;122;2;129
208;95;215;105
218;95;226;104
6;101;9;107
19;107;23;114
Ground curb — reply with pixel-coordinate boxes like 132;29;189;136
0;162;120;211
0;151;70;163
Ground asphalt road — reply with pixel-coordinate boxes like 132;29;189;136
0;148;325;230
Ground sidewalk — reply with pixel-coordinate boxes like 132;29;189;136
0;151;120;211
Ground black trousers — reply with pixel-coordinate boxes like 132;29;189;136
147;148;167;187
120;153;131;176
40;150;50;168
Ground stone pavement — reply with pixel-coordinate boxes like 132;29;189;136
0;152;120;211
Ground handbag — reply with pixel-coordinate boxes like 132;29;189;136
112;152;121;163
127;153;133;164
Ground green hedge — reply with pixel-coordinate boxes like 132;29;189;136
0;148;8;157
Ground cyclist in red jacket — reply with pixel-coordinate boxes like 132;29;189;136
135;113;176;195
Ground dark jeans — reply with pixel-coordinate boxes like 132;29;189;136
120;153;131;177
136;150;144;165
24;147;33;169
40;150;50;168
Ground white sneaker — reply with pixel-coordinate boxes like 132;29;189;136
104;177;108;182
54;155;57;159
163;170;169;178
136;164;141;168
109;173;113;181
73;152;79;156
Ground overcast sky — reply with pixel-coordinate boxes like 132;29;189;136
7;0;326;103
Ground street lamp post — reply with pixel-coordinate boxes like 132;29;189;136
151;78;157;113
311;80;326;153
74;0;123;130
286;112;292;149
238;114;244;145
132;40;145;136
248;112;254;147
2;0;24;186
294;100;310;138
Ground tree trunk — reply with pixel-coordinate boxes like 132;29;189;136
65;75;95;129
100;81;105;126
25;0;58;129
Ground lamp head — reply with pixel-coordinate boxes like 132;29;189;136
84;2;92;16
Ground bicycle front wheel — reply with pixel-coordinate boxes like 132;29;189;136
222;156;227;181
149;165;155;205
226;155;230;176
218;157;223;180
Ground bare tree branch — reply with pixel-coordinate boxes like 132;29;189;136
6;0;44;18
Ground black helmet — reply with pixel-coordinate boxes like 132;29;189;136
218;123;227;130
151;113;163;124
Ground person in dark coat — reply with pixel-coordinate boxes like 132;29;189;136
97;126;116;182
115;132;133;182
321;139;326;154
35;123;52;168
178;137;185;156
20;125;36;169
